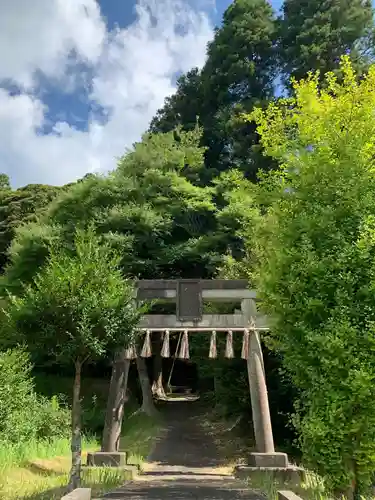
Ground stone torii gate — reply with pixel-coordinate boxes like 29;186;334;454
88;278;291;472
136;278;289;469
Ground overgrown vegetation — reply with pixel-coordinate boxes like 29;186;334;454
0;348;159;499
0;349;70;446
249;58;375;496
1;0;375;498
0;413;158;500
5;227;141;491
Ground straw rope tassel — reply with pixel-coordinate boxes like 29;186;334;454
184;330;190;359
161;330;170;358
225;330;234;359
241;329;250;360
124;343;137;360
209;330;217;359
141;330;152;358
179;330;190;359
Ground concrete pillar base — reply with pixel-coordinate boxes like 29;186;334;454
83;464;139;480
249;451;288;468
86;451;127;467
61;488;91;500
278;490;304;500
234;465;306;487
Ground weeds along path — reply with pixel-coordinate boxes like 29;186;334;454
103;399;263;500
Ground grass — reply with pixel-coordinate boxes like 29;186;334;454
119;409;161;468
246;469;332;500
200;407;338;500
200;406;256;468
0;410;161;500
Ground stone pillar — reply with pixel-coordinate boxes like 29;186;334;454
241;299;288;468
101;354;130;453
87;351;130;467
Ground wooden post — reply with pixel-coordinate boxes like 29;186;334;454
241;299;275;454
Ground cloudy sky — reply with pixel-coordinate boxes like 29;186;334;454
0;0;283;187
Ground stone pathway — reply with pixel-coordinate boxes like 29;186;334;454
103;400;264;500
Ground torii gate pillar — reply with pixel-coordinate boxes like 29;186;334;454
241;299;288;468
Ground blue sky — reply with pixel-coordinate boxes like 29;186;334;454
0;0;319;186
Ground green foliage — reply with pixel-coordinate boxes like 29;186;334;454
278;0;375;85
250;58;375;493
0;348;70;443
189;326;250;417
37;395;72;440
0;184;62;273
150;69;203;136
4;130;221;284
2;223;62;296
115;129;215;234
214;170;261;279
204;0;276;102
203;0;277;175
151;0;375;181
150;0;277;181
5;226;141;363
4;226;142;488
3;0;375;480
0;174;10;191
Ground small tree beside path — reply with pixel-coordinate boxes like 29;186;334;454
5;227;142;492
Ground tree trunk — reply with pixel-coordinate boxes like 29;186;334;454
101;351;130;452
151;332;166;399
136;357;157;416
67;358;83;492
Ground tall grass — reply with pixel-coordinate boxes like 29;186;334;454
0;410;160;500
247;469;339;500
0;436;97;470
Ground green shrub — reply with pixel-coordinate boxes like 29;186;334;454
35;395;71;440
251;59;375;494
0;348;70;443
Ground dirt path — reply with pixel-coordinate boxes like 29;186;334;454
102;400;263;500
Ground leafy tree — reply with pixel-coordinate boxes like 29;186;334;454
2;130;221;405
202;0;276;179
0;174;10;190
5;227;141;491
5;129;218;286
150;69;204;136
278;0;375;86
2;128;289;434
1;223;62;297
0;183;62;273
249;58;375;495
150;0;277;181
213;169;261;275
204;0;275;105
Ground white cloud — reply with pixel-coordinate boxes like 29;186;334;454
0;0;105;89
0;0;214;187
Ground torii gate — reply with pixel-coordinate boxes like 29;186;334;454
89;279;290;472
134;279;289;469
